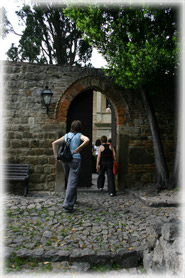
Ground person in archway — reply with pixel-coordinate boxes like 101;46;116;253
94;139;101;165
52;120;90;212
96;135;116;196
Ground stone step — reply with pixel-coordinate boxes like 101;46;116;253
125;189;180;207
6;248;143;269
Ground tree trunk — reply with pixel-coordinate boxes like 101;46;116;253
140;88;169;189
168;141;180;189
169;115;180;189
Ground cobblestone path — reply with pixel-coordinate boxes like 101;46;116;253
4;191;179;274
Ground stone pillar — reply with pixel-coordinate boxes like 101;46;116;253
55;161;66;193
96;91;102;122
54;125;66;193
117;134;129;190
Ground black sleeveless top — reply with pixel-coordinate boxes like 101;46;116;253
100;144;113;161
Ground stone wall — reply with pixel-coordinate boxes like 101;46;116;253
2;61;176;193
2;62;106;193
120;90;176;185
143;219;182;275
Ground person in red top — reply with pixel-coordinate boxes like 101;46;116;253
96;135;116;196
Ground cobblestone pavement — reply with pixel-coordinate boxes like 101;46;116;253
4;188;180;276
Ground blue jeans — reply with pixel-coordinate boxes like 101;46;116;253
62;158;81;209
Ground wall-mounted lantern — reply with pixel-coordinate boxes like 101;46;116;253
41;86;53;114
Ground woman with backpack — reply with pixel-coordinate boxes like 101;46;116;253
52;120;89;212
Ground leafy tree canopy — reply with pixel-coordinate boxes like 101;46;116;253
65;5;179;93
5;3;93;66
1;7;12;39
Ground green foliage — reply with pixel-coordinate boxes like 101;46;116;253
40;262;53;272
5;3;93;65
6;210;13;217
5;253;39;273
91;263;122;272
65;5;179;92
138;266;147;273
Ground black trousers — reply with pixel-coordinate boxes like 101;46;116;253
97;160;116;194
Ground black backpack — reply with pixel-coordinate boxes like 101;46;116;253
57;134;75;162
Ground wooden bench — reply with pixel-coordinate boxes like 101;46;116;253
4;164;30;196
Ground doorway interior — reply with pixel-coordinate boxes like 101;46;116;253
66;89;116;189
91;91;116;190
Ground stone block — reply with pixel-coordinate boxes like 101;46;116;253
48;182;55;190
31;183;44;191
45;150;53;156
143;250;153;272
31;173;44;183
172;237;182;255
70;262;91;272
146;226;159;248
119;251;143;268
38;140;51;148
24;81;40;88
38;157;49;165
28;117;35;125
27;150;36;156
30;140;39;148
23;132;32;138
11;140;29;148
129;148;154;164
162;219;181;241
47;174;55;182
43;183;51;190
140;173;154;183
36;149;45;156
34;165;45;173
152;239;166;272
7;132;15;139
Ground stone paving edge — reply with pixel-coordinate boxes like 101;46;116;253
6;248;144;269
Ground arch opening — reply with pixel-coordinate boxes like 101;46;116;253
55;75;127;191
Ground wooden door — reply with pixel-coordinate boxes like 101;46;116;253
67;90;93;187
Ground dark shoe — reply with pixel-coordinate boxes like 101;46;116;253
63;207;74;213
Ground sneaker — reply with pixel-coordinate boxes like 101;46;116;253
98;188;103;191
109;193;114;197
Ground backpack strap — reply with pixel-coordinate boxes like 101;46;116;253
66;133;75;144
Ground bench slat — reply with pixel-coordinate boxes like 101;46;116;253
4;164;29;167
5;167;29;169
4;168;29;171
4;174;28;178
5;171;28;174
4;171;29;176
5;177;28;181
4;164;29;196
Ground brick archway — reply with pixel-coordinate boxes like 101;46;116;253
55;75;129;191
55;75;126;126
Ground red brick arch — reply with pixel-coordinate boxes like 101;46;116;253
55;75;126;126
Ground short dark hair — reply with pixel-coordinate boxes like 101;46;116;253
95;139;101;146
101;136;107;143
70;120;81;133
